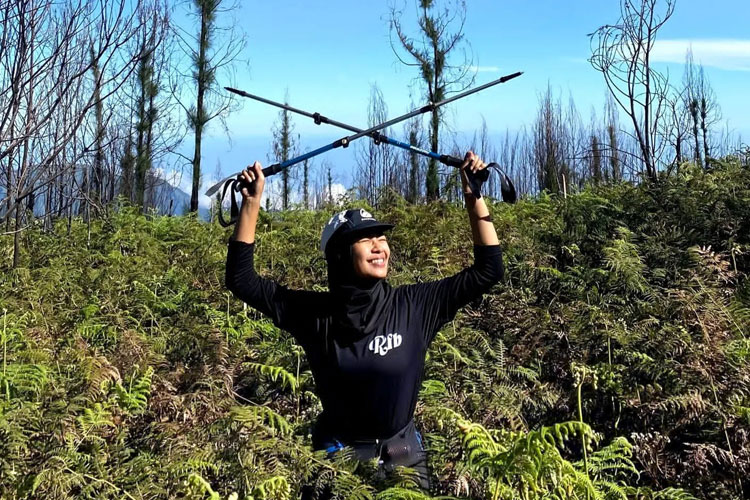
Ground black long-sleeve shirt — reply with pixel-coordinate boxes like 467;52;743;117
225;240;503;442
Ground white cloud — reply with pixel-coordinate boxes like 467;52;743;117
651;39;750;71
160;168;215;210
466;65;501;73
329;182;347;201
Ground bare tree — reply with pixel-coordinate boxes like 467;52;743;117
662;85;691;171
498;127;527;196
390;0;473;200
271;94;297;211
683;49;721;168
0;0;144;266
605;94;623;181
532;86;565;194
173;0;245;213
589;0;676;181
404;114;425;203
355;84;394;207
134;7;162;211
564;94;586;188
590;134;603;184
470;117;501;198
313;160;336;209
89;44;106;210
302;157;311;210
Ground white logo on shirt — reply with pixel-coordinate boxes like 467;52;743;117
368;333;402;356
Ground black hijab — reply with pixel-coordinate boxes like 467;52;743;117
325;233;393;339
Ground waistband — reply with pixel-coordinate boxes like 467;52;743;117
314;419;425;466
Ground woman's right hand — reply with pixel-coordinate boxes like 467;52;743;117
239;161;265;203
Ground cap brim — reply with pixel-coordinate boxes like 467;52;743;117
340;221;395;240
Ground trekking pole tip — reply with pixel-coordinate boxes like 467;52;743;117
225;87;243;96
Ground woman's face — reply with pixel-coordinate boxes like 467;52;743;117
351;233;390;280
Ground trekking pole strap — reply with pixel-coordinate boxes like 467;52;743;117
217;178;240;228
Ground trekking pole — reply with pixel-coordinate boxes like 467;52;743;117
224;85;518;203
206;72;522;225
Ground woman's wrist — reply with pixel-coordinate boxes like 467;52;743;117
241;197;261;211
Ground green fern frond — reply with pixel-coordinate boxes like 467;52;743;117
244;362;298;392
185;472;223;500
375;486;452;499
651;487;700;500
0;362;48;399
76;402;115;434
579;436;638;480
251;475;290;500
114;365;153;415
419;379;447;400
330;472;375;500
230;405;292;437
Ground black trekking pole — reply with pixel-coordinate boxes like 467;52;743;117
224;85;518;204
206;71;522;226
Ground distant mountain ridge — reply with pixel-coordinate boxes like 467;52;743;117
1;173;211;221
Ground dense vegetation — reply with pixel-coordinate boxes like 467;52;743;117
1;155;749;499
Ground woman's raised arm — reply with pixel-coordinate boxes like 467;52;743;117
459;151;500;247
224;161;319;339
231;161;265;244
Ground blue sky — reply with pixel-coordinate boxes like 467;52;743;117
179;0;750;206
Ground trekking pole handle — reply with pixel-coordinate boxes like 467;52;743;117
437;154;495;198
262;163;284;177
438;154;465;167
438;154;498;176
231;162;284;192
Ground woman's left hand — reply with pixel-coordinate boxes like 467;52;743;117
460;151;486;193
460;151;486;174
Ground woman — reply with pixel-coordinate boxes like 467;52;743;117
225;151;503;493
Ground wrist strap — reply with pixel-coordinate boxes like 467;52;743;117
218;178;241;227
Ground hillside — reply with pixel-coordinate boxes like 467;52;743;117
1;157;749;499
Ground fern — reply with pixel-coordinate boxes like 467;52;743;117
2;165;749;498
114;365;154;415
0;362;48;400
244;361;298;392
602;227;649;294
251;475;291;500
185;472;236;500
375;487;454;499
76;402;115;436
454;415;650;500
230;405;292;437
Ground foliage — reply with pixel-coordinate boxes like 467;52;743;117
0;158;748;498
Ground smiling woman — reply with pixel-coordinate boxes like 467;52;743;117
224;153;504;496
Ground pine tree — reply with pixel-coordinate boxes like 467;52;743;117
90;44;105;207
135;16;158;212
189;0;215;213
186;0;244;213
391;0;471;200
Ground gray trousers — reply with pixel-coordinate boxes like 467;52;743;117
303;419;432;498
